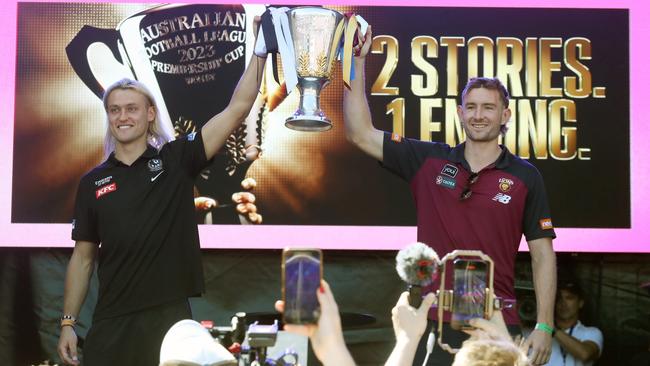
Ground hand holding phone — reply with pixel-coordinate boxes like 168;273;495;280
450;259;487;330
282;248;323;324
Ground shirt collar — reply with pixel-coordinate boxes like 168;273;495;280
107;145;159;166
448;142;513;171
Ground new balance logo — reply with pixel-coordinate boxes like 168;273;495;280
492;193;511;204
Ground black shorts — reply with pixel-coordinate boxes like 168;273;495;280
82;298;192;366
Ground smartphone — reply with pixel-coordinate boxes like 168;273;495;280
282;248;323;324
450;259;487;330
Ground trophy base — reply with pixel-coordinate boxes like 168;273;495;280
285;115;332;132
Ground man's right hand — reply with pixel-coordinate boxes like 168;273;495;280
58;326;80;365
353;25;373;59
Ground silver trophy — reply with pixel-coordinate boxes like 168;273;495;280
284;7;345;132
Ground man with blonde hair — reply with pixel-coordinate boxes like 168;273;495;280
57;20;267;365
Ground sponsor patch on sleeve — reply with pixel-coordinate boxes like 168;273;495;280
390;132;402;142
539;218;554;230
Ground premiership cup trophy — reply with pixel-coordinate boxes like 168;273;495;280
66;4;266;224
284;7;345;132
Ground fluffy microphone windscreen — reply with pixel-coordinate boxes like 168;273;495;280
395;242;439;287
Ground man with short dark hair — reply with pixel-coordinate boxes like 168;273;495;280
548;281;603;366
343;26;556;365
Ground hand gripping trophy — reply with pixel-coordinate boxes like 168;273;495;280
254;6;367;131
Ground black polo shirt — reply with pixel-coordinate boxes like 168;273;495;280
72;131;208;320
382;132;556;325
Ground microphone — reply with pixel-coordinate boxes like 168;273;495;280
396;242;439;308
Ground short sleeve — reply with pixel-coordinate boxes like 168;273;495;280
586;327;604;355
166;130;210;178
381;132;439;182
71;177;100;244
523;166;557;241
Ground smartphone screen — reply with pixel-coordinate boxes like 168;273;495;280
450;259;487;330
282;248;322;324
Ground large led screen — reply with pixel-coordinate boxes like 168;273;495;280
1;0;646;252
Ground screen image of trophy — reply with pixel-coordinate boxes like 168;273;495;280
65;3;266;224
284;7;345;132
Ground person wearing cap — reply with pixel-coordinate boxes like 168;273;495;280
548;281;603;366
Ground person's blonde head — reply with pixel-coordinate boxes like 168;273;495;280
452;338;529;366
102;78;173;158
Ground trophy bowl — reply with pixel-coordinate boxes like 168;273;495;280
284;7;345;132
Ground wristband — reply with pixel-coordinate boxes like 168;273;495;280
60;315;77;328
535;322;554;336
60;319;76;328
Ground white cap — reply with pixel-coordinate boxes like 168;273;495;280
159;319;237;366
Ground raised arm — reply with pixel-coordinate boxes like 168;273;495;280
384;292;436;366
343;25;384;161
202;18;266;160
58;240;97;365
523;237;556;365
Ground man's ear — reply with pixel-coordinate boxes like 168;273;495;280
501;107;512;126
147;105;156;123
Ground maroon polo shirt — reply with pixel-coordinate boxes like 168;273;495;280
382;132;556;325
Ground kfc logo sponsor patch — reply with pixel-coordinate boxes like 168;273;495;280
441;164;458;178
96;183;117;199
498;177;514;192
539;218;554;230
391;133;402;142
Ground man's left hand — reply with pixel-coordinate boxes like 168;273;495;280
522;328;552;365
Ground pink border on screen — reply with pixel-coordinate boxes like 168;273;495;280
0;0;646;251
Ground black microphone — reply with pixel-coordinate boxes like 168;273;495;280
396;242;439;308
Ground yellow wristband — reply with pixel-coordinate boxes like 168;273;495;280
60;319;76;328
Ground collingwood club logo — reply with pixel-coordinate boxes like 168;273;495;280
148;158;163;172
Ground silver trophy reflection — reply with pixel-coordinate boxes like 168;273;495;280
284;7;345;132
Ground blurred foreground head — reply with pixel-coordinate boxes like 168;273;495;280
159;319;236;366
452;338;528;366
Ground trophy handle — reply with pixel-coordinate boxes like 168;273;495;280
65;25;124;99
